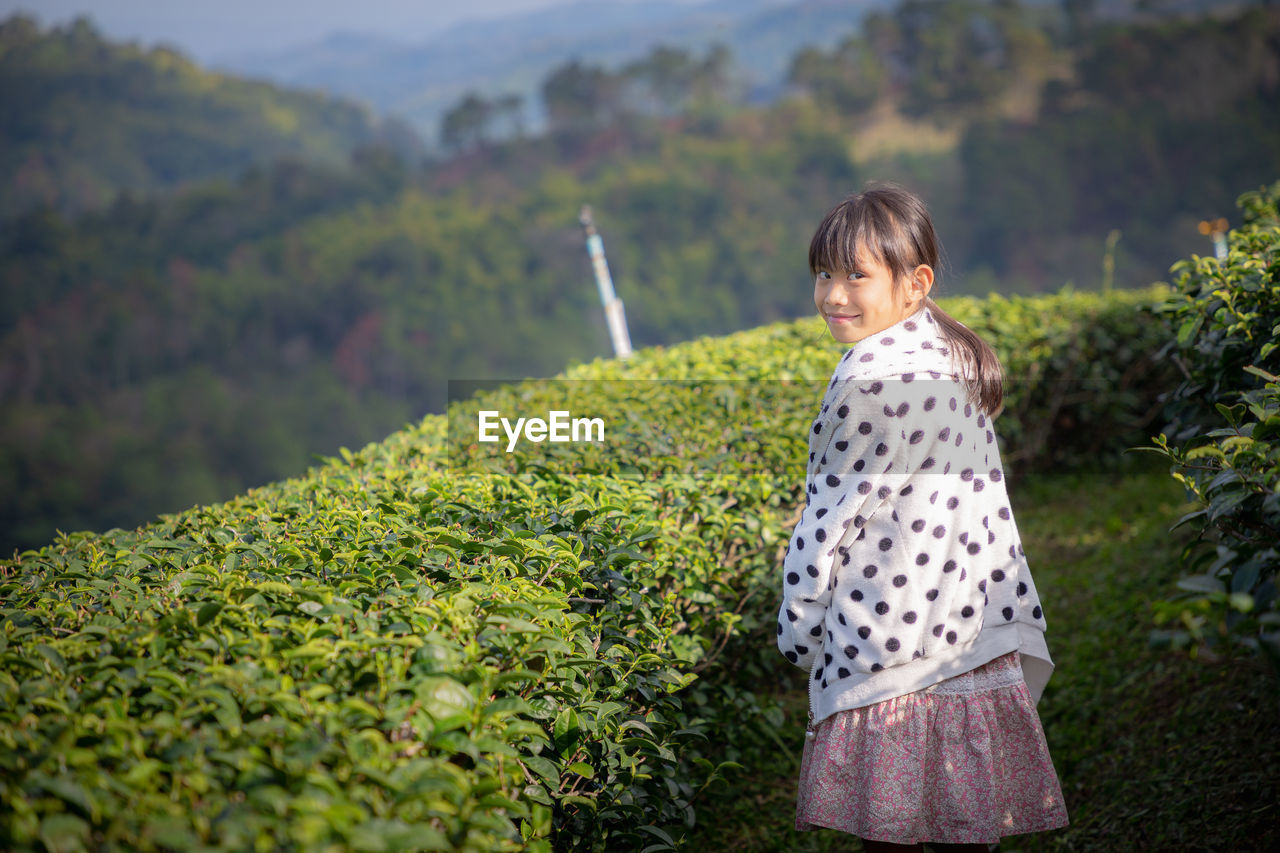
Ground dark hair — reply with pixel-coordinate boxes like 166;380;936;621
808;181;1005;418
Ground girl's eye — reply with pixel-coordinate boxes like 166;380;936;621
818;271;832;280
848;271;864;281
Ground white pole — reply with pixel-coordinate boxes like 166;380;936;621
580;205;632;358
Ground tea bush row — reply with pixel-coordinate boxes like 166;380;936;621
2;284;1173;851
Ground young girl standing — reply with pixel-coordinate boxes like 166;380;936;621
777;183;1069;851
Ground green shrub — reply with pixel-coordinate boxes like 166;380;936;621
1140;180;1280;668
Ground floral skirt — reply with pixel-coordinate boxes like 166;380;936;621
795;651;1069;845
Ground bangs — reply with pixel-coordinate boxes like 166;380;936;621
808;209;869;276
807;194;915;280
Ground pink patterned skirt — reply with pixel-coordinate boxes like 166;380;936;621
795;651;1069;845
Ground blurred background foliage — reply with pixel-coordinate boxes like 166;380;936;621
2;0;1278;553
0;15;423;222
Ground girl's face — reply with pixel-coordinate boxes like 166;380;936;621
814;246;931;344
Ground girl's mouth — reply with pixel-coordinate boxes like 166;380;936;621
828;314;860;324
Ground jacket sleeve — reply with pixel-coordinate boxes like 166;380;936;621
777;376;927;670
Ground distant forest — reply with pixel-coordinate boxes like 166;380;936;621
0;15;424;222
2;0;1278;553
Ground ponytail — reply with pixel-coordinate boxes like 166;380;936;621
924;296;1005;419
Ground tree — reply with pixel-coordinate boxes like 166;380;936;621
788;35;886;115
1061;0;1098;45
542;59;621;132
623;45;698;116
880;0;1048;117
440;92;495;153
492;93;525;140
694;43;733;100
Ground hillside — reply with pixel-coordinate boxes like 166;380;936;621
215;0;895;141
0;14;423;222
212;0;1253;143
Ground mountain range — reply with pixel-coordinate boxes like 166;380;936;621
213;0;894;146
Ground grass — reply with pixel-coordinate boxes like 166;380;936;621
686;454;1280;851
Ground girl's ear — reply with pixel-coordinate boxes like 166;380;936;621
910;264;935;300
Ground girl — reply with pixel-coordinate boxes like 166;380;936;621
776;183;1069;851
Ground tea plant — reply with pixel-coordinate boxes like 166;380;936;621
1142;180;1280;667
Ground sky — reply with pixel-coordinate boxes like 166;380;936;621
0;0;680;62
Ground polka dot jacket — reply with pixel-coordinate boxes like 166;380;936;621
777;305;1055;726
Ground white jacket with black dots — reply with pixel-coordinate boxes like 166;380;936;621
776;304;1055;726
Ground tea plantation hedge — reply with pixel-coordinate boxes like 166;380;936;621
2;284;1175;851
1143;180;1280;664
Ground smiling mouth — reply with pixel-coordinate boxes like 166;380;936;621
828;314;860;321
